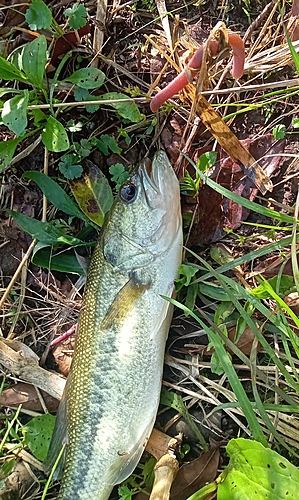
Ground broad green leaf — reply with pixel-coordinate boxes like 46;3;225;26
0;88;22;97
176;263;198;291
42;116;69;152
0;137;23;171
185;282;198;312
7;210;85;246
22;171;89;223
199;282;231;301
22;414;55;461
25;0;53;30
32;244;85;274
100;92;144;122
218;438;299;499
197;151;217;172
22;35;47;89
74;87;100;112
58;153;83;180
0;56;28;82
71;162;113;227
0;459;16;480
92;135;122;156
73;138;92;158
64;68;105;89
65;3;87;29
2;90;29;136
31;108;47;126
292;117;299;129
109;163;129;190
100;135;122;154
251;275;294;299
118;485;133;500
272;124;286;140
214;301;235;325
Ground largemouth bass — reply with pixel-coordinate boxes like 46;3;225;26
48;150;182;499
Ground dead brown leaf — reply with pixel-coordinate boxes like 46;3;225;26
228;325;261;357
286;0;299;41
170;447;220;500
0;382;59;412
50;24;91;68
52;336;76;378
190;133;285;245
146;428;178;461
0;0;27;36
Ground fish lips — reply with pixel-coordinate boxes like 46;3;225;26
138;151;180;209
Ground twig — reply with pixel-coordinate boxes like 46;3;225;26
147;429;180;500
7;255;27;339
4;146;49;337
0;239;37;310
92;0;108;67
9;136;42;168
0;338;65;400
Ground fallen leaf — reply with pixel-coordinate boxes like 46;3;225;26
0;382;59;412
50;24;90;68
170;447;220;500
52;336;76;377
286;0;299;41
0;0;27;35
190;134;285;245
71;160;113;227
146;428;177;461
228;325;260;357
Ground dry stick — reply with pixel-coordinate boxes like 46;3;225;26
148;430;180;500
1;147;49;331
243;0;278;44
92;0;108;67
149;454;179;500
155;0;173;51
7;259;27;339
0;338;65;400
101;57;151;91
0;239;37;310
246;0;280;60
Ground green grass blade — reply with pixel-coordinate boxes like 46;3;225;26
193;234;298;283
185;154;294;224
164;296;268;446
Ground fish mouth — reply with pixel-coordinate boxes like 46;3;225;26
138;151;172;197
138;158;160;197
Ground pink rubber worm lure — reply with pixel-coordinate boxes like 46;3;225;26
150;32;245;112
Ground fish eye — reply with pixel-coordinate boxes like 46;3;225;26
119;183;137;203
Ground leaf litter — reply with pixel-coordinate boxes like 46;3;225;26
1;0;299;499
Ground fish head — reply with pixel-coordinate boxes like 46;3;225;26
102;150;182;274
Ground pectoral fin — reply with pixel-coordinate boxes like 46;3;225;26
101;277;149;331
